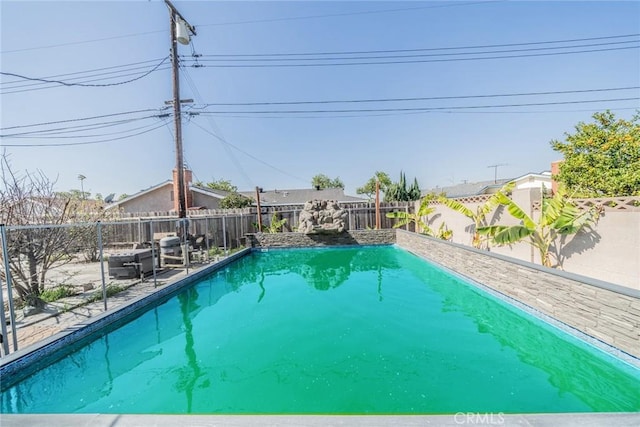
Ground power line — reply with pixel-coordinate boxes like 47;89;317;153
196;106;640;120
184;45;639;68
0;57;169;88
193;97;640;115
0;1;501;54
199;1;505;27
198;86;640;107
1;58;167;86
197;34;640;57
181;68;256;188
0;109;164;131
191;40;639;63
1;121;169;147
189;120;308;185
4;118;167;139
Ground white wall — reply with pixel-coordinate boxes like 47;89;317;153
425;189;640;290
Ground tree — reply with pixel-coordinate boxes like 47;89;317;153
196;178;238;193
0;155;89;306
219;192;252;209
477;186;600;268
385;171;421;202
386;194;437;235
356;171;392;200
550;111;640;197
437;181;515;249
311;174;344;189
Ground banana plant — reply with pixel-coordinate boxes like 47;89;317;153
477;186;600;268
437;181;515;249
386;194;436;235
253;213;288;233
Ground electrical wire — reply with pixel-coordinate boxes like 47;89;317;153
0;109;165;131
0;57;169;88
6;120;167;139
1;120;170;147
184;45;639;68
189;120;308;185
198;86;640;107
1;58;168;86
194;39;639;61
193;97;640;115
181;67;256;188
198;1;505;27
198;34;640;57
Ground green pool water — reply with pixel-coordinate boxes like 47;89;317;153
2;246;639;414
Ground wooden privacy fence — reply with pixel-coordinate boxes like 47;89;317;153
102;202;415;247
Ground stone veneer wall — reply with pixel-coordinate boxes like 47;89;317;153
396;230;640;360
247;229;396;248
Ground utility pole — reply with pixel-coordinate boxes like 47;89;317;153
487;163;507;184
165;0;195;219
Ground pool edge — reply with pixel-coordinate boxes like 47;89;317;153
0;248;252;385
1;412;640;427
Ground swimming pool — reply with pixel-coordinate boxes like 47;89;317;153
1;246;639;413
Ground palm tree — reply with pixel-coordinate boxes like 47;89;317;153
437;181;515;249
386;194;436;235
477;186;600;268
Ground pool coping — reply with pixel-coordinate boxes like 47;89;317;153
1;413;640;427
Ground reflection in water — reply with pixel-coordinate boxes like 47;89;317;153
401;255;640;411
176;288;202;412
224;247;401;295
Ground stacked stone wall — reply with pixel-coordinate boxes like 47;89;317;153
247;229;395;248
396;230;640;359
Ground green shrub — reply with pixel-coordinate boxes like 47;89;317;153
40;285;76;302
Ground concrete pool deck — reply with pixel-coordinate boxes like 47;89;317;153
2;413;640;427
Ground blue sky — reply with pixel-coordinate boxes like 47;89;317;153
1;0;639;199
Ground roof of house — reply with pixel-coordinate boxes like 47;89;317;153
426;172;551;198
105;181;229;210
427;179;512;198
239;188;367;206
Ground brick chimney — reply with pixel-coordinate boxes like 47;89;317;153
172;168;193;212
550;160;563;194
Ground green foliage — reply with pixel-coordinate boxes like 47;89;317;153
477;187;600;268
88;284;126;303
253;213;288;233
311;174;345;189
356;171;393;199
386;195;436;235
198;178;238;193
436;223;453;241
56;189;91;200
550;110;640;196
40;285;76;302
118;193;129;201
385;171;421;202
437;181;515;249
220;192;252;209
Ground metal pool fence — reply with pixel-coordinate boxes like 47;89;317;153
0;203;414;356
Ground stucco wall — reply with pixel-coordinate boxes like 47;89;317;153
247;230;396;248
427;189;640;290
119;184;174;213
192;192;222;209
396;230;640;360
